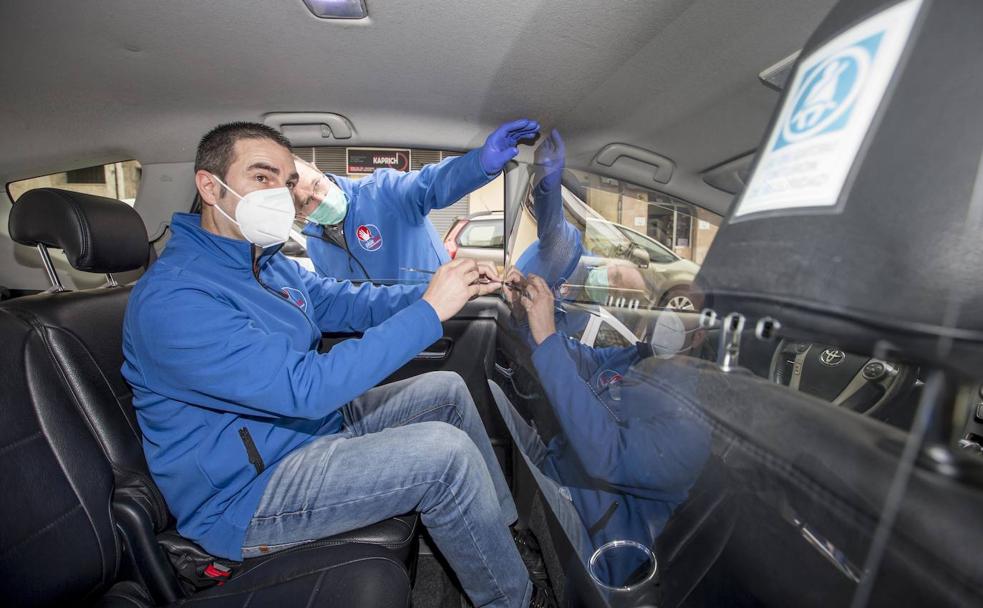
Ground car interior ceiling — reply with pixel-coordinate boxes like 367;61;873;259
4;0;983;607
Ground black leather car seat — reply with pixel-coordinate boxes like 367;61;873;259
0;288;411;607
0;188;418;606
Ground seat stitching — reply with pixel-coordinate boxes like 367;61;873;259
0;430;43;456
304;569;328;608
0;503;83;561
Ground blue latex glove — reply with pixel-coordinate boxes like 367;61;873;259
534;128;565;193
478;118;540;175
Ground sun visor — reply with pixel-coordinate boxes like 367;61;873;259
695;0;983;376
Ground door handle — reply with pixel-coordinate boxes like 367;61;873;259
415;337;453;361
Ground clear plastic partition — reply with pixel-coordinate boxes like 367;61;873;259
493;130;981;607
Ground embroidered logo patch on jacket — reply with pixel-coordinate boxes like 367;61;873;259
280;287;308;312
355;224;383;252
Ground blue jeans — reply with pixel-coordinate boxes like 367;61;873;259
243;371;531;608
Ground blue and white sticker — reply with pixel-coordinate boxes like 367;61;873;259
281;287;308;312
734;0;922;219
355;224;383;252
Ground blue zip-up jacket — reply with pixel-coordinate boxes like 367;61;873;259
122;213;441;560
303;148;494;281
530;334;711;567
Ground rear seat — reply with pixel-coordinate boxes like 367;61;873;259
0;188;418;606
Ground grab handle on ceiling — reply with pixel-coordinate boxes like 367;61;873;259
592;143;675;184
263;112;354;140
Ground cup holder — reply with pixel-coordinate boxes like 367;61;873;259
588;540;658;592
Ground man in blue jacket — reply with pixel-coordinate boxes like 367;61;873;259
292;119;540;281
123;122;541;607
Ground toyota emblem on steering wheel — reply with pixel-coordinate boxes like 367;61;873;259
819;348;846;367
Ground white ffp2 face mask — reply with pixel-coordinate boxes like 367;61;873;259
209;174;295;248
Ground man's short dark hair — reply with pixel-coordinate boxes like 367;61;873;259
190;122;293;212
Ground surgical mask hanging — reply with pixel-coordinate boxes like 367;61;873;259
304;178;349;226
209;174;295;248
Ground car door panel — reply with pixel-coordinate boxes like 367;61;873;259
320;295;511;467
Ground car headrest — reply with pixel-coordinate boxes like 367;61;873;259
9;188;149;274
695;0;983;376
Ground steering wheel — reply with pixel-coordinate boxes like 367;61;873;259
768;340;916;416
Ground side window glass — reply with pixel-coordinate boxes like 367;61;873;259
459;223;501;248
7;160;142;204
490;221;504;247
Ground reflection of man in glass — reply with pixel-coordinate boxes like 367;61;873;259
512;130;650;338
495;271;711;587
512;130;582;299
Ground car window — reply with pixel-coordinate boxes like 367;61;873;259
458;220;503;248
7;160;142;204
566;169;721;265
